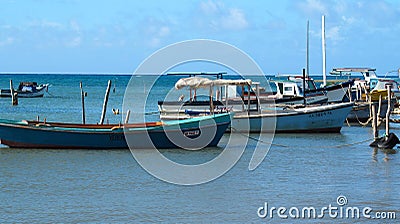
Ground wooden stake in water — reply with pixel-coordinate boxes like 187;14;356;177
10;80;18;106
100;80;112;125
209;85;214;115
125;110;130;124
80;82;86;124
372;104;378;140
385;84;392;138
247;84;251;115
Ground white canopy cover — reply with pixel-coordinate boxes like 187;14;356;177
174;77;252;89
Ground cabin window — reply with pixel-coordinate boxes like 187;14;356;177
284;86;293;92
306;80;316;90
278;83;284;94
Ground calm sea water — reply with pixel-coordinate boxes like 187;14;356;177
0;74;399;223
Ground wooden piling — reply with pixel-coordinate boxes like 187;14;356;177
377;95;382;118
99;80;112;125
247;84;251;115
209;85;214;115
385;84;392;138
225;85;229;108
256;83;261;114
80;82;86;124
125;110;130;124
372;104;378;140
10;80;18;106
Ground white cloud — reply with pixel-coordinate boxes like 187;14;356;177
200;0;220;14
158;26;170;37
0;37;14;46
140;17;173;48
66;36;81;47
220;8;248;30
70;20;81;34
297;0;328;15
197;0;249;31
28;20;64;29
326;26;343;42
341;16;355;25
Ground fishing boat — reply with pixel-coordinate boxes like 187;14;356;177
159;77;354;133
0;82;49;98
262;77;328;105
0;113;232;149
278;75;354;103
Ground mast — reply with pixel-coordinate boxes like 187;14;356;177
322;15;327;86
306;20;309;77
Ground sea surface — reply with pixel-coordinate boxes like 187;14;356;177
0;74;399;223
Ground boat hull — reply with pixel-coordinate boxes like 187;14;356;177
0;114;231;149
231;102;353;133
347;100;393;123
0;86;47;98
161;103;354;133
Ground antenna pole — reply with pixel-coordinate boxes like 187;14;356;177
322;15;327;87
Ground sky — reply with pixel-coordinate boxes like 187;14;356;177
1;0;400;75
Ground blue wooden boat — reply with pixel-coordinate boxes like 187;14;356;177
0;113;231;149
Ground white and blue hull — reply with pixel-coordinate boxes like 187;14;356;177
231;102;353;133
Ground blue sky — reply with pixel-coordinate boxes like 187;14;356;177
1;0;400;75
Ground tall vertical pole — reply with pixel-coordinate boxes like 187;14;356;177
100;80;112;125
80;82;86;124
303;68;306;106
322;15;327;87
306;20;310;77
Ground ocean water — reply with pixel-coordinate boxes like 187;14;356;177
0;74;399;223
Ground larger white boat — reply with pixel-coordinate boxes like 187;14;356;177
159;77;353;133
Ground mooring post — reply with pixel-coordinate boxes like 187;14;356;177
378;95;382;118
10;80;18;106
247;84;251;115
99;80;112;125
125;110;130;124
80;82;86;124
209;85;214;115
385;84;392;139
256;83;261;114
225;85;229;108
372;104;378;140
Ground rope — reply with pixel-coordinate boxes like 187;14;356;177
231;128;288;147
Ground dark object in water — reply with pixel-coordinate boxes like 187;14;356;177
369;133;400;149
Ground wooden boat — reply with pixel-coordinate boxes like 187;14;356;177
263;78;328;105
277;75;354;103
232;103;353;133
0;82;49;98
0;113;232;149
159;77;354;133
